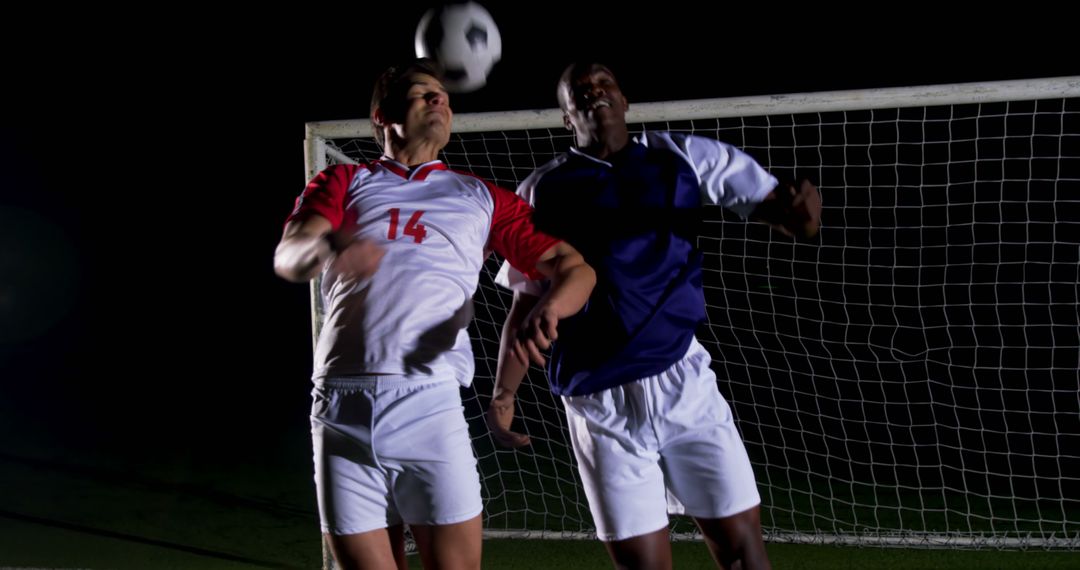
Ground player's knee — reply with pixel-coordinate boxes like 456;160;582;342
726;524;769;569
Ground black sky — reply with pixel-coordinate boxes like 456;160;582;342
1;3;1077;457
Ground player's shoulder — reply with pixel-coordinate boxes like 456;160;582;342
336;160;386;187
309;162;375;195
440;167;509;206
531;153;570;178
518;153;569;204
322;161;373;181
640;131;735;172
640;131;722;152
442;166;493;189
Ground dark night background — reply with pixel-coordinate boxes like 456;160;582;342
1;2;1077;566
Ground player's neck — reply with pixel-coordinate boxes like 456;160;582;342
580;129;630;161
386;140;442;167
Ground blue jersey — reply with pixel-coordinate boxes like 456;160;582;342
497;132;776;396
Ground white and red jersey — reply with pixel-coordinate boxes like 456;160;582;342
287;158;560;386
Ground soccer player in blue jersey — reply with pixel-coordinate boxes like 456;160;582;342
488;62;820;570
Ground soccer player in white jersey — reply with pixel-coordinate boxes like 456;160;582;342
274;58;595;570
488;62;821;570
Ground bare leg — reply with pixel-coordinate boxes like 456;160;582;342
325;523;408;570
387;524;408;570
601;525;672;570
694;505;770;570
410;514;482;570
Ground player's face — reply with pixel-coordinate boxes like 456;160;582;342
562;67;628;142
401;73;453;148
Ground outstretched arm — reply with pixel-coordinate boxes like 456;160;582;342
751;178;822;238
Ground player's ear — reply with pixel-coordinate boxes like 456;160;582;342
563;113;573;132
372;107;387;128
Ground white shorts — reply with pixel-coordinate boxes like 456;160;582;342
311;376;483;535
562;339;761;542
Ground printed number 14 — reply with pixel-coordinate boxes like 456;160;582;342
387;208;427;243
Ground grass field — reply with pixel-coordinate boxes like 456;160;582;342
460;540;1080;570
6;523;1080;570
2;392;1076;569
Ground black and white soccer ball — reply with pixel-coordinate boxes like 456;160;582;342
414;2;502;93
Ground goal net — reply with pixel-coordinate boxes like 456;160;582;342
304;76;1080;549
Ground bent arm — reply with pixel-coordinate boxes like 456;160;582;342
274;215;334;283
751;178;822;239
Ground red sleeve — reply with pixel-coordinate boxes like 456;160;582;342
484;182;562;280
284;164;362;230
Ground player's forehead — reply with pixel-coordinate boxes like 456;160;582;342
570;65;618;87
405;73;447;93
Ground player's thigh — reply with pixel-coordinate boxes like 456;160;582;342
410;514;482;570
312;382;402;535
655;341;761;518
603;526;673;570
381;380;483;527
324;525;406;570
563;387;670;542
694;506;770;569
660;422;760;519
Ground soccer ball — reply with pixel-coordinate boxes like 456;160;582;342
414;2;502;93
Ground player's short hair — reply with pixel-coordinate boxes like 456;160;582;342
370;58;445;149
556;62;619;111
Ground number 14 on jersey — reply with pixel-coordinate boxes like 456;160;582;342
387;208;427;243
